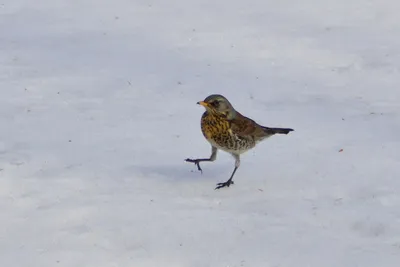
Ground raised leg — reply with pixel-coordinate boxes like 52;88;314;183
185;146;217;173
215;154;240;190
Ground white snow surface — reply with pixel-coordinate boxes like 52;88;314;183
1;1;400;266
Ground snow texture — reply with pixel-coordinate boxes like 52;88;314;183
1;1;400;266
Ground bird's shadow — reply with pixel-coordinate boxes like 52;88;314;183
127;161;230;184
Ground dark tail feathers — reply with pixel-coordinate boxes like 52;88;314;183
263;127;294;135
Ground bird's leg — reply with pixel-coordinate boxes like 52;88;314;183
185;146;217;173
215;154;240;189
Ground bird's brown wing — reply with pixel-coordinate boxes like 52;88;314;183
229;112;266;138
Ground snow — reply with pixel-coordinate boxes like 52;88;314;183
1;0;400;266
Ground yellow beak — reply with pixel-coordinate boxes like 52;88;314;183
197;101;208;107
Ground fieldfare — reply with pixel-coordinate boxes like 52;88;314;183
186;94;294;189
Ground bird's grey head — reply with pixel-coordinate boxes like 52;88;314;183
197;94;236;119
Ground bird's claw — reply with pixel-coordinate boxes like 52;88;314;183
185;158;203;173
215;180;234;190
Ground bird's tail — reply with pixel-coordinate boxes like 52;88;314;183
262;127;294;135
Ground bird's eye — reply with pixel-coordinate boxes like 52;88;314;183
212;100;220;107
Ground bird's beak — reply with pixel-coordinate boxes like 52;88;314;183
197;101;208;107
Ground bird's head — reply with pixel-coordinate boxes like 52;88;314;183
197;94;236;119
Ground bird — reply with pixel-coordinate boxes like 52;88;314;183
185;94;294;190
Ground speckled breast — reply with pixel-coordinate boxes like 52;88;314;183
200;112;255;154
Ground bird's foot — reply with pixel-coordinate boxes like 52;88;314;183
185;158;203;173
215;180;234;190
